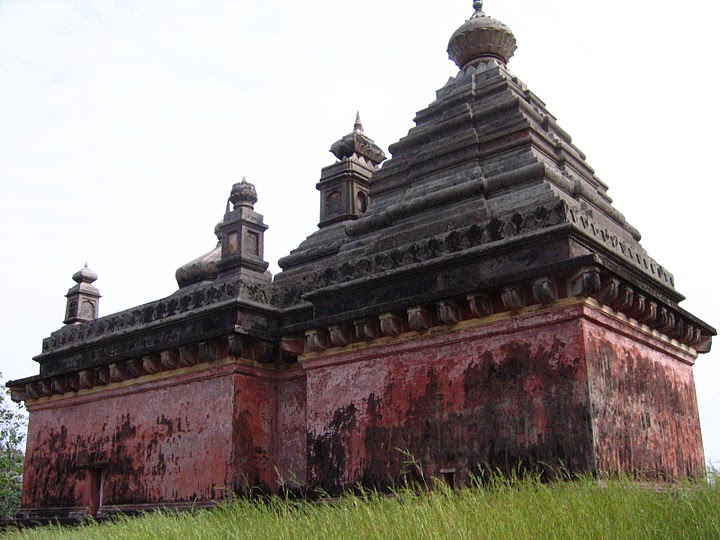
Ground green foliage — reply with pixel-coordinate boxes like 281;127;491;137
0;373;25;519
2;471;719;539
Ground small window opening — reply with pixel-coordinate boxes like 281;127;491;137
356;191;368;213
440;468;456;490
88;467;104;517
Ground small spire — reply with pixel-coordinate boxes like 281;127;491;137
354;112;364;133
65;265;101;324
473;0;484;14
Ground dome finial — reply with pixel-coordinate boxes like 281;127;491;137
329;114;386;167
448;0;517;69
229;177;258;210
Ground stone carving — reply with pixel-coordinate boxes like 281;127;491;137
78;370;94;389
280;336;305;356
437;300;461;326
142;355;161;375
407;306;433;332
198;341;218;363
305;329;328;352
566;206;673;288
329;324;352;348
447;2;517;69
229;178;258;209
160;350;179;370
329;113;387;167
379;313;404;337
272;200;671;311
611;285;634;313
532;277;558;305
596;278;620;306
354;318;378;341
179;345;198;367
501;286;525;311
569;267;602;298
109;364;126;383
467;293;493;318
277;202;571;307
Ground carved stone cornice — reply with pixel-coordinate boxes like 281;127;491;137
12;331;285;404
39;277;275;356
290;263;713;363
275;200;674;309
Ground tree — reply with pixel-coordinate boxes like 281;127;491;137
0;373;25;518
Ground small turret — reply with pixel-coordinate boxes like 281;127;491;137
317;113;386;228
64;264;100;324
215;178;270;279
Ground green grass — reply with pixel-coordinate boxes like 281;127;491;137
2;473;719;540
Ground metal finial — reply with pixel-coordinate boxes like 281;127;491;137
473;0;484;13
354;111;364;132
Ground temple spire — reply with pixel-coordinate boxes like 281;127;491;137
354;111;363;133
473;0;484;15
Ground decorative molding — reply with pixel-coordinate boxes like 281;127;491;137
41;278;274;355
276;200;674;309
294;266;708;361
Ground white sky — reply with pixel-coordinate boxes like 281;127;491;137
1;0;718;468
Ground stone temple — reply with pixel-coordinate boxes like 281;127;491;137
8;1;715;522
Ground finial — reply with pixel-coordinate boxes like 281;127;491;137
229;177;258;210
354;112;364;133
72;264;98;284
448;0;516;69
329;115;387;166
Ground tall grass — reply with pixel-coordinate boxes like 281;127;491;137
2;471;719;540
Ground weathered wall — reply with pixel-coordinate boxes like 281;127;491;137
21;361;282;512
303;304;595;493
19;300;706;516
231;368;277;491
583;307;705;479
276;371;308;488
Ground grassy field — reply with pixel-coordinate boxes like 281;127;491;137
2;473;719;540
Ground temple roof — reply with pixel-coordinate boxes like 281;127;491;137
10;1;714;398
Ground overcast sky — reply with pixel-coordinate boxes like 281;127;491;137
1;0;718;467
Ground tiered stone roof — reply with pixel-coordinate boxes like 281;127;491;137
9;2;714;402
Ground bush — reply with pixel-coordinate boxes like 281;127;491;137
0;374;25;518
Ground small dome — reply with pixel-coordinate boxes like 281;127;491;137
229;178;258;209
329;112;387;168
448;1;517;69
72;264;98;284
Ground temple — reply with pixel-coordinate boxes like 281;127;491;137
7;1;715;522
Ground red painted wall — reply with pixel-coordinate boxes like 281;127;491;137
303;307;595;492
302;303;704;492
21;362;284;512
20;301;704;515
583;309;705;479
276;373;308;488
